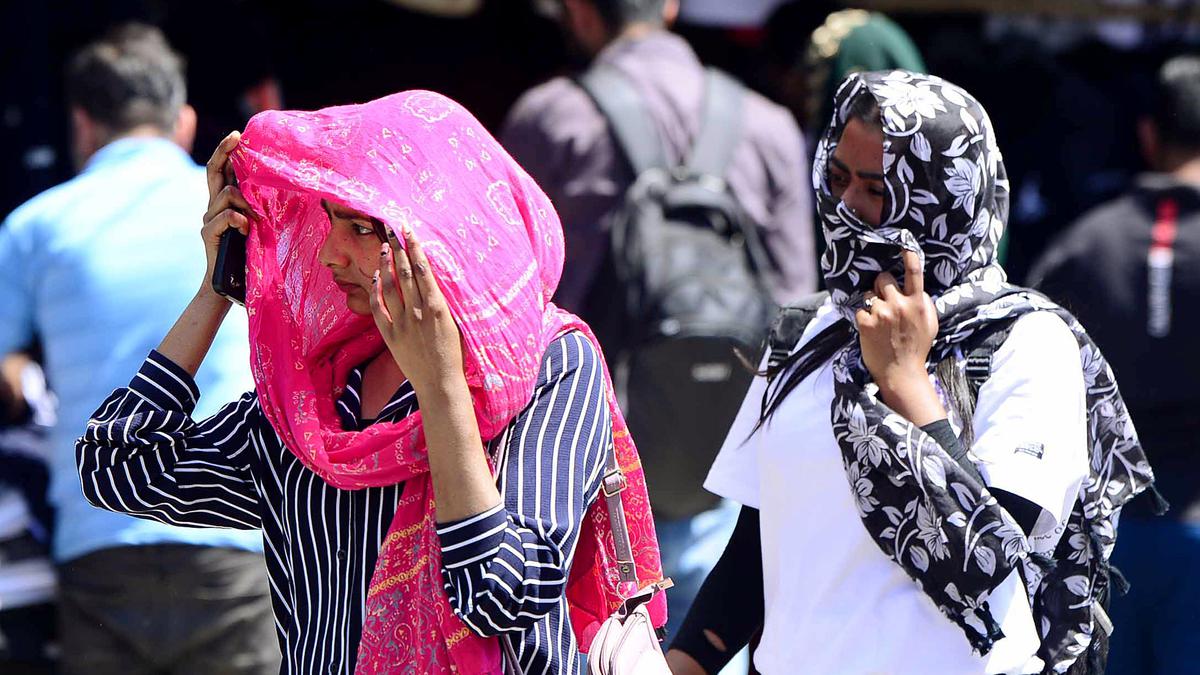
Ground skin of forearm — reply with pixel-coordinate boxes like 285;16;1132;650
155;286;232;377
418;373;502;523
876;368;947;428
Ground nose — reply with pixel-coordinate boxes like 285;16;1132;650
842;184;871;221
317;228;347;269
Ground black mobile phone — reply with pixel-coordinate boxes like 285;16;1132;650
211;168;248;306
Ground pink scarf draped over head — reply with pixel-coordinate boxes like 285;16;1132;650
230;91;666;673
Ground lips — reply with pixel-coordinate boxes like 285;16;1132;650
333;279;362;293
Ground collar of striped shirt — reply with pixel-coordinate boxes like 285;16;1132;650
334;364;418;431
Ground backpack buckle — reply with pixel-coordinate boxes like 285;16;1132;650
602;468;628;497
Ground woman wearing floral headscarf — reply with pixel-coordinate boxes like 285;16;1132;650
667;71;1155;674
73;91;667;674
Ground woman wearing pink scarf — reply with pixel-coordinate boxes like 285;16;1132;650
75;91;666;674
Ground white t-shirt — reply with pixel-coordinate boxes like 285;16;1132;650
705;301;1088;675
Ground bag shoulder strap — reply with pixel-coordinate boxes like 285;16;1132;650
601;441;640;585
767;291;830;375
577;65;668;176
964;323;1016;402
687;67;746;179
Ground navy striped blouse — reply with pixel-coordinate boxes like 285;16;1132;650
76;331;610;674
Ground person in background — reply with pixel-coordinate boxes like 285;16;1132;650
1028;54;1200;675
0;24;276;675
505;0;815;313
0;355;57;674
502;1;815;655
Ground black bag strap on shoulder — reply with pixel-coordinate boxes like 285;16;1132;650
577;65;668;176
963;324;1015;401
687;68;745;179
767;291;830;376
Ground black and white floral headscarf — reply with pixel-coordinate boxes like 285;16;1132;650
812;70;1156;672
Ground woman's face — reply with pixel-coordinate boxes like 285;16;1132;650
828;117;885;226
317;200;387;316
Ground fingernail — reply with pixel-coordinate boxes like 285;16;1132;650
372;270;379;283
381;243;389;256
403;226;413;238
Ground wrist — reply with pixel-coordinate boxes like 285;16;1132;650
875;365;946;427
411;369;471;405
193;284;233;313
873;362;930;396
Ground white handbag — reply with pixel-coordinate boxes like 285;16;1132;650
586;578;674;675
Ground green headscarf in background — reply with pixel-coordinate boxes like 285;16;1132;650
804;10;926;133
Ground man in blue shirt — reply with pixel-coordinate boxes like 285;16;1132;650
0;24;277;674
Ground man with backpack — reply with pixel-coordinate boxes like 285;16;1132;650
502;0;816;643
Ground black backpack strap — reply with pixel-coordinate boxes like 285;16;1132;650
577;65;668;176
767;291;830;376
964;324;1015;401
687;68;745;179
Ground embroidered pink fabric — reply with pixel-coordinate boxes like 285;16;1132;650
230;91;666;673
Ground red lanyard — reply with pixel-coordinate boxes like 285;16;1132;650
1147;197;1178;337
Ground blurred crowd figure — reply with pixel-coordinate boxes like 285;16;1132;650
1030;55;1200;675
0;25;276;675
0;356;56;673
0;1;1198;674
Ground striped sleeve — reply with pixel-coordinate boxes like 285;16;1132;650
75;350;263;530
437;332;611;636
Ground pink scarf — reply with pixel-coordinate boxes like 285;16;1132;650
230;91;666;673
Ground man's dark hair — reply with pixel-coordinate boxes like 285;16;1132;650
1153;55;1200;151
591;0;667;31
64;23;187;134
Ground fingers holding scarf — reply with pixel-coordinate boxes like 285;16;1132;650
370;229;465;395
403;226;448;318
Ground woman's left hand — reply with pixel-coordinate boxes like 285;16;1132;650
370;227;466;395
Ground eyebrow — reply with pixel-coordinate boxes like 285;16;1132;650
321;200;365;220
830;156;885;181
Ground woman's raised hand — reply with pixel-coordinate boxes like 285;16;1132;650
856;248;939;393
370;227;466;395
200;131;256;296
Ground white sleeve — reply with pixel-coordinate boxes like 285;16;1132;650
970;311;1089;530
703;352;770;510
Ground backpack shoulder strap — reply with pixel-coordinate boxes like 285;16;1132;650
577;65;668;176
964;323;1016;401
767;291;830;375
687;68;746;179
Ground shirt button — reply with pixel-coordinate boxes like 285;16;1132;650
336;549;346;560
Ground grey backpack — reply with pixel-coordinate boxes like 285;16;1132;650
578;66;777;520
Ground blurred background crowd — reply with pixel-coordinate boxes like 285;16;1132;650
2;0;1199;673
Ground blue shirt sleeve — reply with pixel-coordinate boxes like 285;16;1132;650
0;211;38;354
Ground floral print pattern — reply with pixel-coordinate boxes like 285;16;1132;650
811;70;1156;671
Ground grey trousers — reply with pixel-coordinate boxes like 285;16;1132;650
58;544;280;675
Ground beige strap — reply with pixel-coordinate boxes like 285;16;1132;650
602;441;640;584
